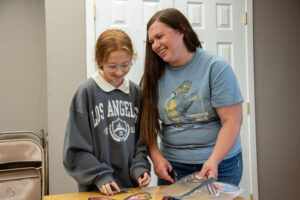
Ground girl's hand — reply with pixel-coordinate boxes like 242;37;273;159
100;181;120;196
138;172;151;187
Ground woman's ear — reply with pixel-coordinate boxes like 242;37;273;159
179;25;185;39
180;32;184;39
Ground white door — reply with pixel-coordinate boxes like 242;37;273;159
91;0;257;199
94;0;173;84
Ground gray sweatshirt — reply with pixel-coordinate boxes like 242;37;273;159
63;74;150;192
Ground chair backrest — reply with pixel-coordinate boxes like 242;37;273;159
0;132;46;200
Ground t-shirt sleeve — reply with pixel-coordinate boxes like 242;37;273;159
210;58;244;107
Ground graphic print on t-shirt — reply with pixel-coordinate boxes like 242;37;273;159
160;80;209;124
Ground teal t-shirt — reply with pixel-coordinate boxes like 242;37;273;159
157;48;244;164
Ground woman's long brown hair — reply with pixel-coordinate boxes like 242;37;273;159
140;8;201;146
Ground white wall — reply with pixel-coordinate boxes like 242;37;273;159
45;0;87;194
0;0;47;132
253;0;300;199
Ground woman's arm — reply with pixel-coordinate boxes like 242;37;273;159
149;140;175;183
198;102;243;178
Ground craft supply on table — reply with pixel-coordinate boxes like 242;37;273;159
161;173;244;200
124;192;152;200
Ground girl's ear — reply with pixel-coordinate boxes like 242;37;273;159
98;62;104;70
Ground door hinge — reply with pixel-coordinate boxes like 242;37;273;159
246;102;250;115
243;12;247;25
250;193;253;200
93;5;96;20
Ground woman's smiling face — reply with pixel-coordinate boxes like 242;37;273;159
148;20;185;67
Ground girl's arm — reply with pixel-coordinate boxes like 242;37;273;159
63;110;115;191
129;131;152;184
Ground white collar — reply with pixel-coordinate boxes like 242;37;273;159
92;72;130;94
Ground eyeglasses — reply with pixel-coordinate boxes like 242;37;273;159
104;61;132;72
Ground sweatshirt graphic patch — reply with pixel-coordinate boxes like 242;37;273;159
109;118;132;142
91;99;138;142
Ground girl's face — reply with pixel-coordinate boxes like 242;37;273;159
148;20;185;67
101;50;132;88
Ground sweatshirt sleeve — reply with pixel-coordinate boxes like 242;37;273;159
129;131;151;181
129;102;151;181
63;107;114;190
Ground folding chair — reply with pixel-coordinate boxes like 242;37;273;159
0;131;48;200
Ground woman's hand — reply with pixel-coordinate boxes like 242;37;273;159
197;158;219;179
152;153;174;183
138;172;151;187
99;181;120;196
148;138;175;183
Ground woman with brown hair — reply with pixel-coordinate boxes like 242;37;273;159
140;8;244;186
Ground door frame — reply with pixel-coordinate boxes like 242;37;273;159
244;1;259;200
85;1;259;199
86;0;97;77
